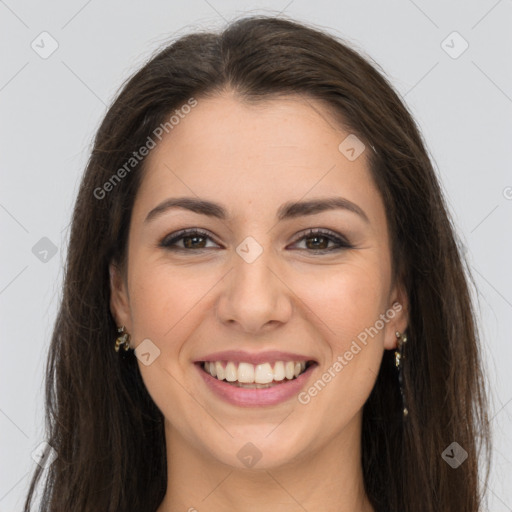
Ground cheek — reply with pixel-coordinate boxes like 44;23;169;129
128;260;208;340
293;260;390;407
126;259;229;382
296;259;390;350
126;262;213;433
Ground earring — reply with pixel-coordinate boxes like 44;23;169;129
114;326;131;352
394;330;408;418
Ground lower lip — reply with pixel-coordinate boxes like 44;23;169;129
195;362;317;407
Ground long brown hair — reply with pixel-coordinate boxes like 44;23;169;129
24;15;491;512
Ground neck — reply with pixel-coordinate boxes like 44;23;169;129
156;412;375;512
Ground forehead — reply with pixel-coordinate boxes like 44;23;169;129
134;92;383;226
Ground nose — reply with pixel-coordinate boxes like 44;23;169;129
215;247;293;334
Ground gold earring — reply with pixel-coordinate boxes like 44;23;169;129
395;330;408;417
114;326;131;352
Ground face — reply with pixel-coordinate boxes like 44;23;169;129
110;91;408;470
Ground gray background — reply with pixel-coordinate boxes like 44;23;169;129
1;0;511;510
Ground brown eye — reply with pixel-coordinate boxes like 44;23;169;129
182;234;207;249
305;234;330;250
292;229;353;253
160;229;220;251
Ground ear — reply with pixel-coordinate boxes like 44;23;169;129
383;281;409;351
109;261;132;333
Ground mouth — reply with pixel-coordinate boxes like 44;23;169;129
198;360;316;388
194;358;318;407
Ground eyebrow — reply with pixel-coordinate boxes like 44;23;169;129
144;196;370;224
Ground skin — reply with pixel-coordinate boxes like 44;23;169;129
110;91;408;512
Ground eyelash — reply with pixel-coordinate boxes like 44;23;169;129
159;228;353;254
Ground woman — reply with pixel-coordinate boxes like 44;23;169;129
24;15;491;512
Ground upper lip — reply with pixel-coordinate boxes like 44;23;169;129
194;350;316;365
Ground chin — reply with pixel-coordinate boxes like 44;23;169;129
204;427;311;470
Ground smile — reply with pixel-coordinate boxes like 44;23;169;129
201;360;312;387
195;359;318;407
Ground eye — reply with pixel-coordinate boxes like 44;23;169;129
290;228;353;253
159;228;353;254
159;229;220;251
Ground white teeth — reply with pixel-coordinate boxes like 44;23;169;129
225;362;237;382
285;361;295;380
273;361;285;381
203;360;311;384
255;363;274;384
237;362;255;383
215;362;225;381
